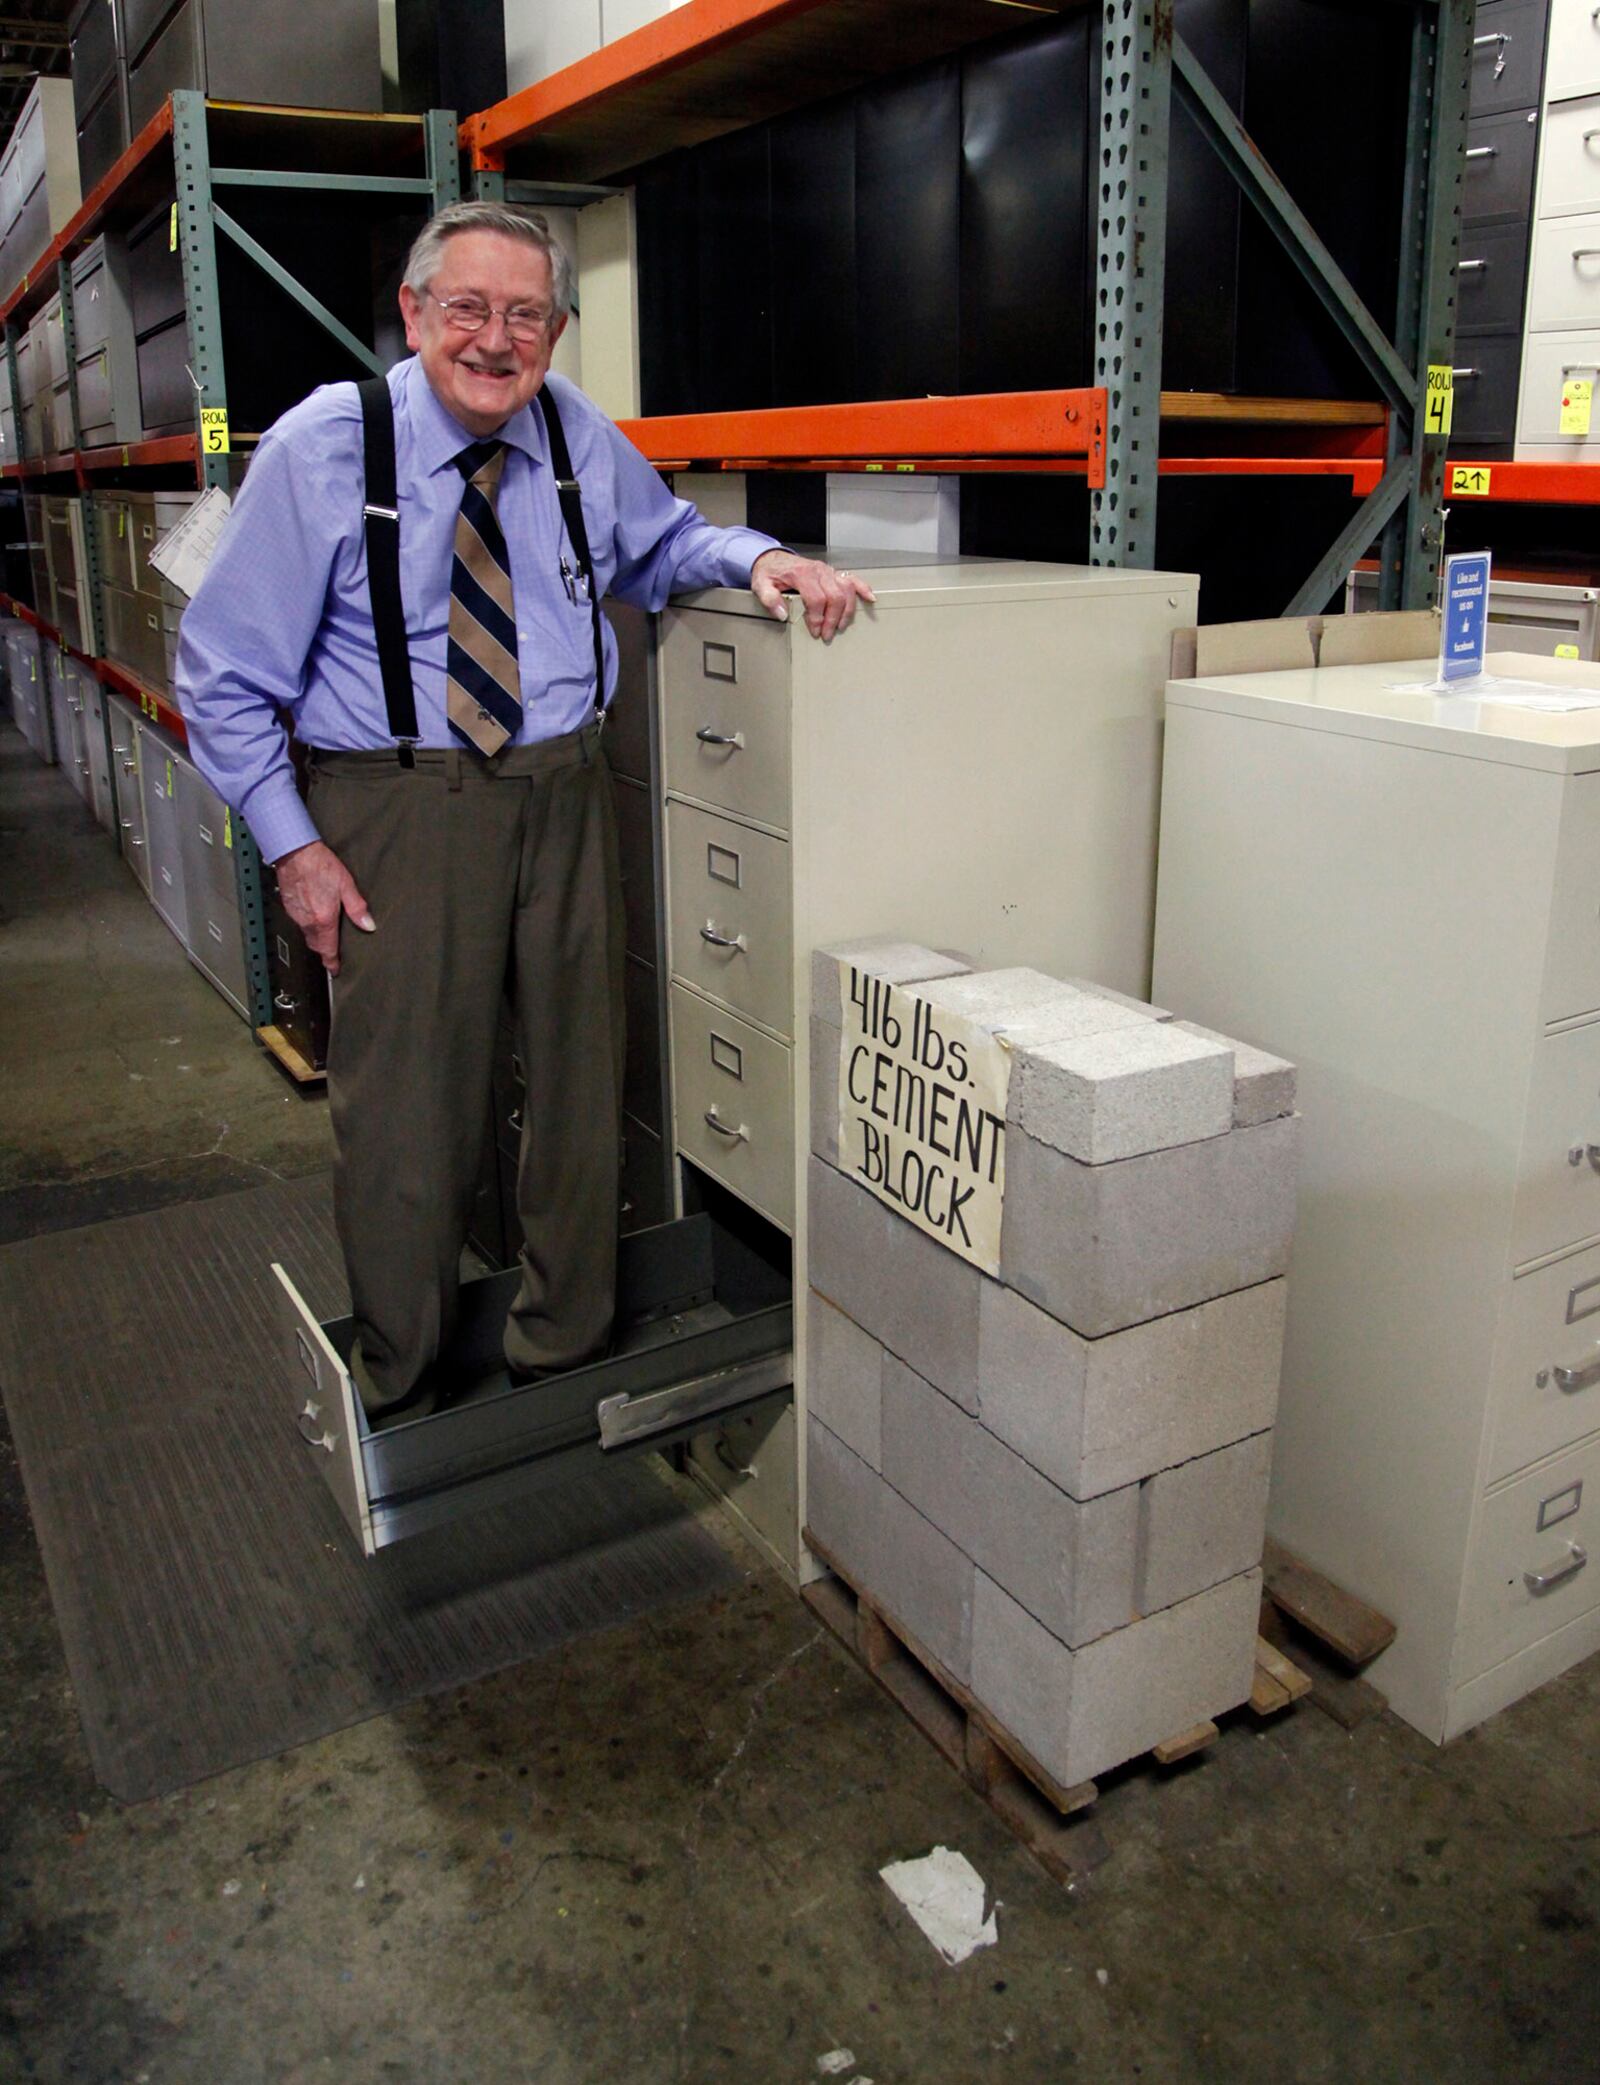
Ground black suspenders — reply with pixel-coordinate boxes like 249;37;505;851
356;374;607;766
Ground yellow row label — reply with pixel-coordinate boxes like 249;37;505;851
201;408;230;455
1449;464;1492;497
1425;364;1454;438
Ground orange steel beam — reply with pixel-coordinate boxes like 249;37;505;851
621;390;1109;486
463;0;826;167
1444;460;1600;505
93;657;189;742
0;101;174;327
690;454;1383;491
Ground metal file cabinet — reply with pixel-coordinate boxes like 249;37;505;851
138;718;188;945
106;691;150;892
69;0;130;198
655;556;1197;1577
49;648;92;808
4;620;49;762
261;871;328;1072
123;0;382;130
0;79;80;304
71;235;140;449
1153;650;1600;1743
1515;0;1600;456
93;487;194;695
1348;563;1600;658
173;753;248;1014
78;664;115;833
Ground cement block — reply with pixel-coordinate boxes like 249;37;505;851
1015;1021;1234;1163
971;1567;1262;1788
806;1415;975;1685
806;1287;884;1469
808;1156;982;1410
977;1277;1286;1498
913;967;1152;1050
880;1353;1138;1647
811;1013;842;1165
811;937;971;1029
1173;1020;1297;1128
1063;976;1175;1023
1001;1115;1299;1338
1136;1429;1274;1614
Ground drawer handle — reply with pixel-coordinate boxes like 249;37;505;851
694;726;744;750
1451;366;1481;380
703;1107;748;1142
1524;1542;1587;1596
1585;132;1600;146
700;924;747;952
1457;259;1488;274
274;990;298;1013
297;1405;337;1454
1552;1354;1600;1393
1573;251;1600;265
509;1105;523;1134
714;1436;758;1479
1565;1143;1600;1169
1464;146;1498;161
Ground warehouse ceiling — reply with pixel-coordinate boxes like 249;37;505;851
0;0;72;149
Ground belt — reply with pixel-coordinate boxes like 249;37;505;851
307;718;605;786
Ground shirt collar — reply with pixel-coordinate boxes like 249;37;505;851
400;353;546;476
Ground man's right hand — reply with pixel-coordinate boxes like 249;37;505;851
273;840;375;977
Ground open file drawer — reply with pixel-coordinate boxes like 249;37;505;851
273;1212;793;1556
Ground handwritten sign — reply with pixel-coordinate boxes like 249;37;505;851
1449;464;1492;497
838;967;1012;1275
1424;364;1454;438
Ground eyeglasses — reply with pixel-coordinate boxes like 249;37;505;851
426;291;555;343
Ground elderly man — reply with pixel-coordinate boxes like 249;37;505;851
178;200;870;1422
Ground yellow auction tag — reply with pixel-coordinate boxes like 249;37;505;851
1557;644;1581;659
223;809;233;850
1560;377;1594;437
169;203;178;253
1449;463;1493;497
117;509;125;536
166;757;173;797
1425;364;1454;437
200;408;230;455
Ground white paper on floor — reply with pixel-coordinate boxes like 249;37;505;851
879;1846;998;1965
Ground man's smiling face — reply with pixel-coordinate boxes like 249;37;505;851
399;229;567;438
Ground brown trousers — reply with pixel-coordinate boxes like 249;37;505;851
307;727;626;1418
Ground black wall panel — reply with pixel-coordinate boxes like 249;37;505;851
1165;0;1248;391
636;153;703;416
959;15;1093;396
854;63;962;402
1234;0;1413;397
693;127;775;411
771;100;857;406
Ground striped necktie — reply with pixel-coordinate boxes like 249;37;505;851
447;439;522;756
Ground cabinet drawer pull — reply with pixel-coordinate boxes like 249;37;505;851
1457;258;1488;273
1553;1354;1600;1392
1573;250;1600;262
274;990;298;1013
1465;146;1498;160
1451;366;1481;379
703;1108;748;1141
1566;1142;1600;1169
694;726;744;749
1524;1542;1588;1595
699;924;747;951
714;1435;758;1479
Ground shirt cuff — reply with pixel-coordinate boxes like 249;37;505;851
719;528;783;586
243;779;320;867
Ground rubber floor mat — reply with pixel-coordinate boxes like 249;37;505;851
0;1173;740;1802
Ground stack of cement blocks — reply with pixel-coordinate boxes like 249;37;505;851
806;938;1298;1790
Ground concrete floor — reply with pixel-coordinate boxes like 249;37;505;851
3;719;1599;2085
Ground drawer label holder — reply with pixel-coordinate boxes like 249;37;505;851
838;967;1012;1276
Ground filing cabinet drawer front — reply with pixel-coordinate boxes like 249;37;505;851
1518;331;1600;444
1544;771;1600;1022
688;1392;797;1567
1450;331;1525;445
1463;1435;1600;1680
1470;0;1546;117
1539;95;1600;217
1512;1018;1600;1266
670;984;794;1228
1492;1242;1600;1482
174;758;239;913
76;346;114;432
93;493;135;588
108;697;151;892
190;900;250;1016
1464;109;1537;225
1548;0;1600;101
613;772;659;963
666;799;794;1037
1456;220;1532;334
76;80;127;200
660;607;791;830
129;490;196;598
1528;211;1600;332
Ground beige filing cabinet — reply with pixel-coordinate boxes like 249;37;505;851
1515;0;1600;457
660;555;1197;1578
1153;650;1600;1742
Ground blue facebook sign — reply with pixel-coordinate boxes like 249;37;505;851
1440;551;1491;684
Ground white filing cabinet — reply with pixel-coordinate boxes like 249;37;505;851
1152;649;1600;1742
1516;0;1600;456
660;555;1198;1576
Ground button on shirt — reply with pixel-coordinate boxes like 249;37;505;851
175;356;779;864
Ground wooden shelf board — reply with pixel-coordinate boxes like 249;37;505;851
465;0;1073;178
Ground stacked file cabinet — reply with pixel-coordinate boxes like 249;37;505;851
1517;0;1600;455
0;80;80;304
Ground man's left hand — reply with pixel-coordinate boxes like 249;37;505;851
751;550;875;642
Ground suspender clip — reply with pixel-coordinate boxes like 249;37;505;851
395;737;418;770
363;502;399;522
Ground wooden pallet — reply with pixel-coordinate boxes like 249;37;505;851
803;1533;1306;1885
256;1023;326;1085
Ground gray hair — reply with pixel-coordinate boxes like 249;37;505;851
403;200;574;318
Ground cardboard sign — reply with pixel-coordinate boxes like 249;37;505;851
1440;550;1491;684
838;967;1012;1275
